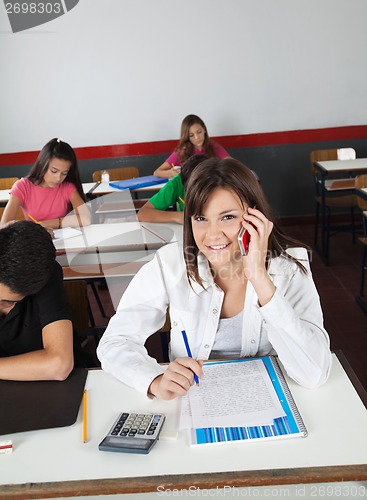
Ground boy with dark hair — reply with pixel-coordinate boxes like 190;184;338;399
0;221;74;380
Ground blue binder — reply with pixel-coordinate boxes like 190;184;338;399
109;176;168;191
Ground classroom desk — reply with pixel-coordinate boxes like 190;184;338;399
0;188;10;204
1;352;366;499
82;182;98;196
59;249;156;280
53;222;166;254
313;158;367;263
88;181;164;197
141;221;183;244
56;222;177;310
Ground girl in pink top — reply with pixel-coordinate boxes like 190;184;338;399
1;138;90;231
154;115;230;179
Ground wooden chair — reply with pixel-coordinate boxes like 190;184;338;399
92;167;140;183
355;175;367;297
0;177;19;189
310;148;359;260
0;206;25;221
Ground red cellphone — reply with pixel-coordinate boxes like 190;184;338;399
238;226;250;256
238;206;256;256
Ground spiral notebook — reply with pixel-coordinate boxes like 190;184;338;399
187;356;307;446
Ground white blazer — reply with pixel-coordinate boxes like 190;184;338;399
97;243;331;396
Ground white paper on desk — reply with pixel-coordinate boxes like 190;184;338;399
187;359;286;428
53;227;82;241
179;394;192;429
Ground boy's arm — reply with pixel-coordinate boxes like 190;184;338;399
137;201;184;224
0;319;74;381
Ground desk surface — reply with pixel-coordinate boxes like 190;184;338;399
141;221;183;244
90;181;164;195
53;222;166;254
0;188;10;203
1;353;367;498
59;248;156;280
315;158;367;174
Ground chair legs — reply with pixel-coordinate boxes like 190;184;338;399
314;202;358;264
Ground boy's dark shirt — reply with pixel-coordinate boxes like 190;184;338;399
0;262;71;357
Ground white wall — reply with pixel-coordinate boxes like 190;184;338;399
0;0;366;153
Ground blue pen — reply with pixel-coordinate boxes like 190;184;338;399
181;330;199;385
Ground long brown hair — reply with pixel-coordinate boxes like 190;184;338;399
177;115;214;163
183;158;308;287
27;138;86;201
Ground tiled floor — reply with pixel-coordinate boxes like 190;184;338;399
284;222;367;391
87;222;367;390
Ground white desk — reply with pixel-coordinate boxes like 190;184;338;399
313;158;367;263
1;353;366;498
89;181;164;196
82;182;97;195
53;222;166;254
0;188;11;204
141;221;183;244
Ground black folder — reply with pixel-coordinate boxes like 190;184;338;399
0;367;87;435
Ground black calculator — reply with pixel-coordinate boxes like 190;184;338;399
98;412;166;454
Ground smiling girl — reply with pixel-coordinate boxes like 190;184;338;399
153;115;229;178
98;158;331;399
0;138;90;230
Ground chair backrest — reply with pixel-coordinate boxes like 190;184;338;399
337;148;356;160
310;148;356;173
92;167;140;183
0;206;25;221
0;177;19;189
310;149;338;173
355;174;367;211
63;280;89;337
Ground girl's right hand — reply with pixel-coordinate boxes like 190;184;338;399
148;357;203;400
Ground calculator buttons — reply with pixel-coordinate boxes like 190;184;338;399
99;411;166;454
109;413;163;438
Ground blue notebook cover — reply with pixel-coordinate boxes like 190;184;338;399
109;176;168;191
190;356;307;445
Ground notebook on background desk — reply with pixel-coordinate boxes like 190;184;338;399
0;368;87;435
109;176;168;191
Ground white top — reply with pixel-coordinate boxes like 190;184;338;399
210;309;243;359
97;243;332;395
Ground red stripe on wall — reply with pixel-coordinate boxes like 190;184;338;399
1;125;366;166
